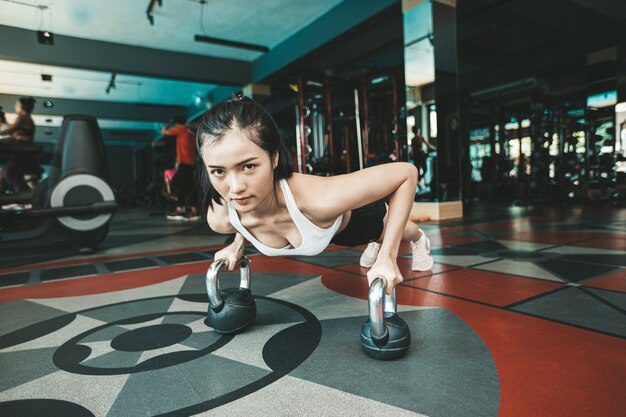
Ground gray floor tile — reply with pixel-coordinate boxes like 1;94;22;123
585;287;626;310
513;287;626;337
475;259;564;282
289;309;499;417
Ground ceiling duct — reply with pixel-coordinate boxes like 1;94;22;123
469;77;545;100
194;35;269;53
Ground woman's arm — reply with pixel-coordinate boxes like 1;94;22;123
368;165;417;293
213;233;247;271
309;162;418;222
304;162;418;292
160;123;173;136
0;115;24;136
207;199;247;271
374;164;417;260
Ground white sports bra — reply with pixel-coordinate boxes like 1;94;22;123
227;179;343;256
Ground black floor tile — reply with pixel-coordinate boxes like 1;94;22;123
455;240;508;252
0;272;29;287
104;258;158;273
535;259;617;282
157;253;207;265
431;247;482;256
291;249;361;267
556;254;626;267
40;265;98;282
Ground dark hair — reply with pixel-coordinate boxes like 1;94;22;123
172;115;186;125
0;106;6;124
196;95;293;211
18;97;36;114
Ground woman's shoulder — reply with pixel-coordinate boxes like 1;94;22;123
286;173;328;193
286;173;343;220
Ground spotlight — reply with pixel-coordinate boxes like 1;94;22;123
41;74;52;82
106;73;117;95
37;30;54;45
146;0;162;26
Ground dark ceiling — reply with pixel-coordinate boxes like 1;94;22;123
457;0;624;100
262;0;623;109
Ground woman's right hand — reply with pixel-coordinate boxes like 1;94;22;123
213;241;245;271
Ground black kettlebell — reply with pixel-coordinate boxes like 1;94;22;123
360;277;411;360
205;256;256;334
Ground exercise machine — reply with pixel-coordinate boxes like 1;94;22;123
0;115;117;252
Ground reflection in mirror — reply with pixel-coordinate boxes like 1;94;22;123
403;1;436;197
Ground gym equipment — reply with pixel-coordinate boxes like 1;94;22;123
354;88;364;171
0;115;117;251
0;142;43;163
205;256;256;334
361;277;411;360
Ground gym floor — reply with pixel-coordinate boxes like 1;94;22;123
0;203;624;417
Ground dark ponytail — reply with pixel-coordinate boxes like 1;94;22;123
19;97;36;114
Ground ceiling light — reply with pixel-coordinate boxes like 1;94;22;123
146;0;162;26
106;73;117;95
194;35;269;53
37;30;54;45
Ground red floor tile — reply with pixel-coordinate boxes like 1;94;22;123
403;268;564;306
479;220;531;233
500;231;600;245
323;275;626;417
0;260;215;303
336;259;457;280
571;236;626;251
0;244;223;275
0;255;339;304
584;269;626;293
429;234;484;247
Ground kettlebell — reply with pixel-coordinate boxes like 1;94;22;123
360;277;411;360
205;256;256;334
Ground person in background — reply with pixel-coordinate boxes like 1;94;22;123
0;97;37;195
161;116;200;221
0;106;9;193
411;126;436;188
0;106;9;131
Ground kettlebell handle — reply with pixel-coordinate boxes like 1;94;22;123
368;277;397;344
206;256;251;308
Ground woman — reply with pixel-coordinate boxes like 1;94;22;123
0;97;37;194
198;96;433;295
0;106;9;131
411;126;436;185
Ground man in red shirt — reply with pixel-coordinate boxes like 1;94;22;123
161;116;200;221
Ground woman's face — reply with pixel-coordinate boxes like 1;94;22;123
14;100;22;113
201;128;277;213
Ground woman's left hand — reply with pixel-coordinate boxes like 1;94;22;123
367;254;403;295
